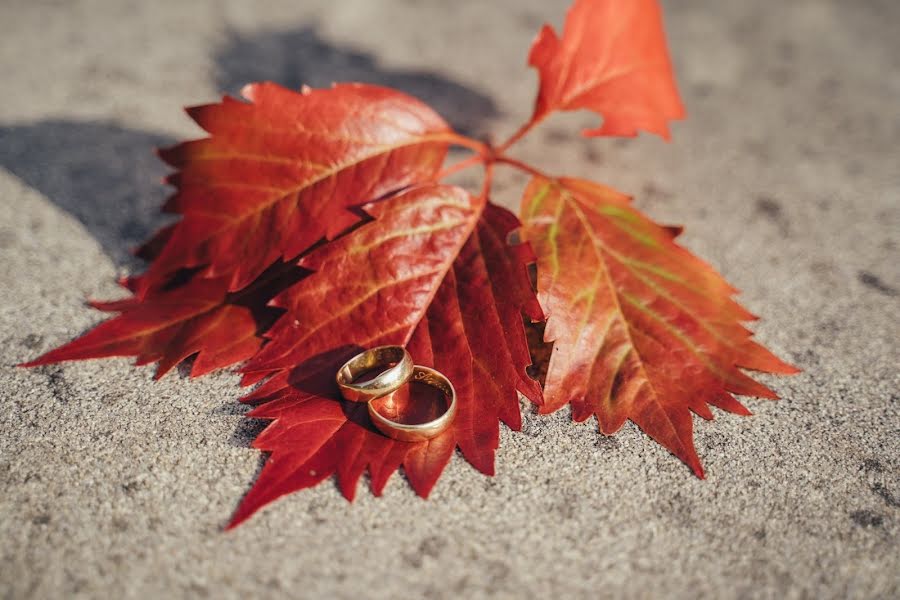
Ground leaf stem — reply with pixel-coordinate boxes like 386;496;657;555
481;162;495;201
496;114;545;153
436;154;486;180
437;132;491;155
494;155;550;181
434;130;550;189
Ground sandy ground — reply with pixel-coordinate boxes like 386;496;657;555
1;0;897;598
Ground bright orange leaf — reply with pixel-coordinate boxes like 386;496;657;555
527;0;685;138
519;177;798;475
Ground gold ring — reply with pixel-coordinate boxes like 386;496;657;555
336;345;413;403
367;366;456;442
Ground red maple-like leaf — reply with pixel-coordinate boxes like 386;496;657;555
21;267;300;379
228;193;541;527
243;185;479;373
519;177;798;475
140;82;453;294
526;0;685;138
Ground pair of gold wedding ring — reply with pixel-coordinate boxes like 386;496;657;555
335;346;456;442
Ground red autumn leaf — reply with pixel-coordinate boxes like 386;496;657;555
227;193;541;527
139;82;452;295
526;0;685;138
21;277;248;378
22;263;304;379
242;185;479;374
519;177;798;475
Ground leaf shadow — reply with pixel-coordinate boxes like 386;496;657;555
1;26;502;270
214;24;501;137
0;120;174;270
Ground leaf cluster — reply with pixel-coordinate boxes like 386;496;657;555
24;0;796;527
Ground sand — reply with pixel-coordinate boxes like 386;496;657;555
1;1;897;598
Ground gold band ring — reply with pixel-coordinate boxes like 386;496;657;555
368;366;456;442
336;345;414;403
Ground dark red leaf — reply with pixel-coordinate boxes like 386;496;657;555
23;277;254;378
227;195;541;527
23;263;304;378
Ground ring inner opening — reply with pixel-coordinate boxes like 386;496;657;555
369;382;449;425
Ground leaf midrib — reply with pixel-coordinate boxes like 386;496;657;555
563;189;689;453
